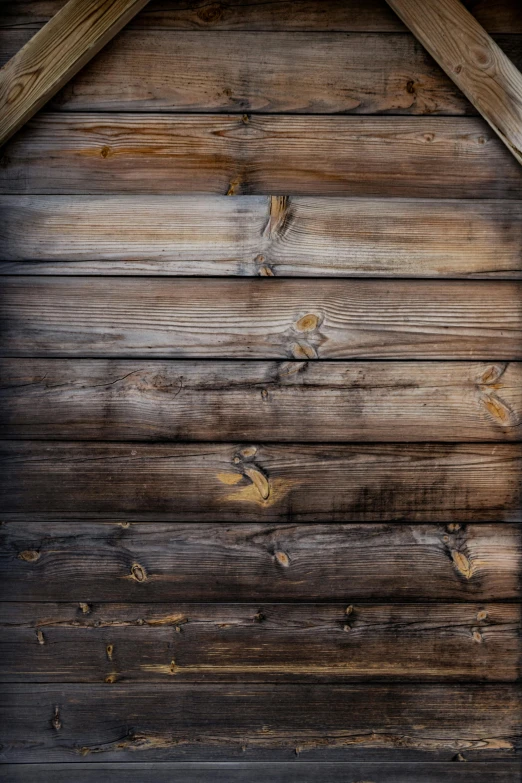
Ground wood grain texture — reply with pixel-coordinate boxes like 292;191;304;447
0;683;520;762
2;278;522;360
2;195;522;278
2;114;522;197
4;30;521;115
1;442;520;521
1;764;520;783
1;3;520;780
1;360;521;442
1;602;518;683
3;520;519;602
385;0;522;165
0;0;151;147
0;0;520;33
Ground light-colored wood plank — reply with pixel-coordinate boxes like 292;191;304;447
1;442;520;521
0;683;519;762
385;0;522;165
1;602;518;682
2;196;521;277
0;0;150;147
1;278;521;359
1;0;520;33
3;520;518;600
1;360;520;441
1;114;521;197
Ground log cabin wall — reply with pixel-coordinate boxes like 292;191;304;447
0;1;521;781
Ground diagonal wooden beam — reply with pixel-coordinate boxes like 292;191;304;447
385;0;522;166
0;0;150;148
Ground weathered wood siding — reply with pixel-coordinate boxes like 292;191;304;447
3;521;519;601
0;1;520;781
2;196;522;277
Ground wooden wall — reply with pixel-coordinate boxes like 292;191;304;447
0;1;521;781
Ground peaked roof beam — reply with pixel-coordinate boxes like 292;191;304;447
385;0;522;166
0;0;150;148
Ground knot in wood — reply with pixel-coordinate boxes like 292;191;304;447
18;549;40;562
130;562;147;582
295;313;319;332
274;550;290;568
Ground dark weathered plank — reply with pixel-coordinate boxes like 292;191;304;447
2;278;522;359
1;521;519;601
385;0;522;165
1;602;518;683
0;683;519;762
3;763;522;783
1;114;522;197
2;442;520;521
1;763;520;783
0;0;152;148
0;0;519;33
2;196;522;278
1;359;521;442
3;31;520;115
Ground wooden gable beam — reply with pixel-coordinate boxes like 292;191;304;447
385;0;522;165
0;0;150;148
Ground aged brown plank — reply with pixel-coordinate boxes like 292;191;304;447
1;360;521;442
0;602;518;683
0;683;519;762
4;31;521;114
2;763;520;783
2;278;522;359
2;520;518;602
1;442;521;521
1;115;522;197
0;0;151;148
2;196;522;278
385;0;522;165
0;0;519;33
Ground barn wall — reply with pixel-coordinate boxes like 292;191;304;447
0;1;521;781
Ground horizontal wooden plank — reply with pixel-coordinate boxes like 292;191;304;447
0;683;519;762
1;602;518;682
2;196;522;278
2;442;520;521
3;31;520;115
2;278;522;360
2;764;520;783
1;520;519;601
34;32;522;116
1;360;521;442
0;754;520;783
1;115;522;197
1;0;519;33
